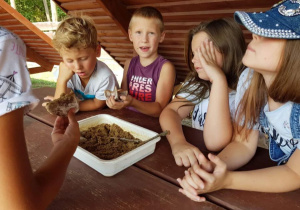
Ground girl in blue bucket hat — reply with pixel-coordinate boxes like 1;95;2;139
177;0;300;202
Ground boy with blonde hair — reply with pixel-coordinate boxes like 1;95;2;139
45;16;118;111
106;6;176;117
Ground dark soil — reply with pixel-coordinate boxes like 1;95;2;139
79;123;144;160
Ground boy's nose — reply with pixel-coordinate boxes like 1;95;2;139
74;61;82;70
142;34;148;42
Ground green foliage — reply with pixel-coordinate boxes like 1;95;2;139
4;0;66;22
30;78;56;89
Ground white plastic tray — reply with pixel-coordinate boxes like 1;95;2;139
74;114;160;176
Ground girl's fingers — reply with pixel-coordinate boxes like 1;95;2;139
177;177;198;196
184;170;199;190
179;188;204;202
192;165;215;184
209;41;216;61
197;153;214;172
189;168;205;190
175;156;183;166
208;153;226;171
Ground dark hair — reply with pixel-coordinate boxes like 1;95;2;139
177;18;246;104
129;6;164;32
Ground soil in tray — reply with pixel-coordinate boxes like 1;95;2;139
79;123;144;160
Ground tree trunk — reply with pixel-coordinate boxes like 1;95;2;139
50;0;57;22
10;0;16;9
43;0;51;22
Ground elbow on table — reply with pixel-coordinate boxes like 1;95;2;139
204;136;232;152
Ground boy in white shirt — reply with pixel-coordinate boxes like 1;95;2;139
45;16;118;111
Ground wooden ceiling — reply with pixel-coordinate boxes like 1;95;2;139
1;0;279;82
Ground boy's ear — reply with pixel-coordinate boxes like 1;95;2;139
96;44;101;57
128;29;133;42
159;31;166;43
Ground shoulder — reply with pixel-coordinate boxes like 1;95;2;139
160;60;175;74
96;61;114;75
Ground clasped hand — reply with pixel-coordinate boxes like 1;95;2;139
177;153;229;202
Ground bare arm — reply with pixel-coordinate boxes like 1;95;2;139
159;97;202;166
0;108;79;209
218;129;259;170
54;62;73;99
203;75;232;151
79;98;106;111
121;59;131;90
197;40;232;151
226;149;300;192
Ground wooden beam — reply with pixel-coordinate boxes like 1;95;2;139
0;0;53;47
28;66;48;74
95;0;131;38
26;46;54;72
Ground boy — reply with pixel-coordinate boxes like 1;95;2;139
106;6;176;117
45;16;118;111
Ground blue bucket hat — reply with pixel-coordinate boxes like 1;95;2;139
234;0;300;39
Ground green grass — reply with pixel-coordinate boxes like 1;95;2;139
31;78;56;89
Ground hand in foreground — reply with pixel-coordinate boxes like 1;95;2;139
171;141;202;167
42;96;54;107
106;95;133;110
51;109;80;147
197;40;225;83
177;153;229;202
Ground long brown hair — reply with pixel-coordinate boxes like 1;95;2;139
177;18;246;104
235;39;300;139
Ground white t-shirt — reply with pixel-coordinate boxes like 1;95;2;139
177;83;236;130
236;68;300;151
0;27;39;116
67;60;118;101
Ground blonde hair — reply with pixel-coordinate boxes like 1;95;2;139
235;39;300;140
53;15;98;53
128;6;164;32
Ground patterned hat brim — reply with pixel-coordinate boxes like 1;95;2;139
234;11;300;39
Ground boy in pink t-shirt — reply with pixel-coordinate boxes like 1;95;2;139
106;6;176;117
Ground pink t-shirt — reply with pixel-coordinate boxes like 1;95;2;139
127;55;168;102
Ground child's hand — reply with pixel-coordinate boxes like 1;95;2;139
171;141;202;167
177;168;206;202
57;62;74;83
51;109;80;146
197;40;225;83
177;153;229;202
42;95;54;107
106;95;132;110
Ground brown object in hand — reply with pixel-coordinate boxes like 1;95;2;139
45;92;79;116
105;86;128;101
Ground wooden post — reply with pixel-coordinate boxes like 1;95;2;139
42;0;51;22
10;0;16;9
50;0;57;22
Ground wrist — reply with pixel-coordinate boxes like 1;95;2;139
211;74;227;85
223;170;233;189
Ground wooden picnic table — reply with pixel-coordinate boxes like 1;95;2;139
29;87;300;210
24;115;221;210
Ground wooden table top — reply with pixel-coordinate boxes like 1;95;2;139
29;87;300;210
24;116;221;210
